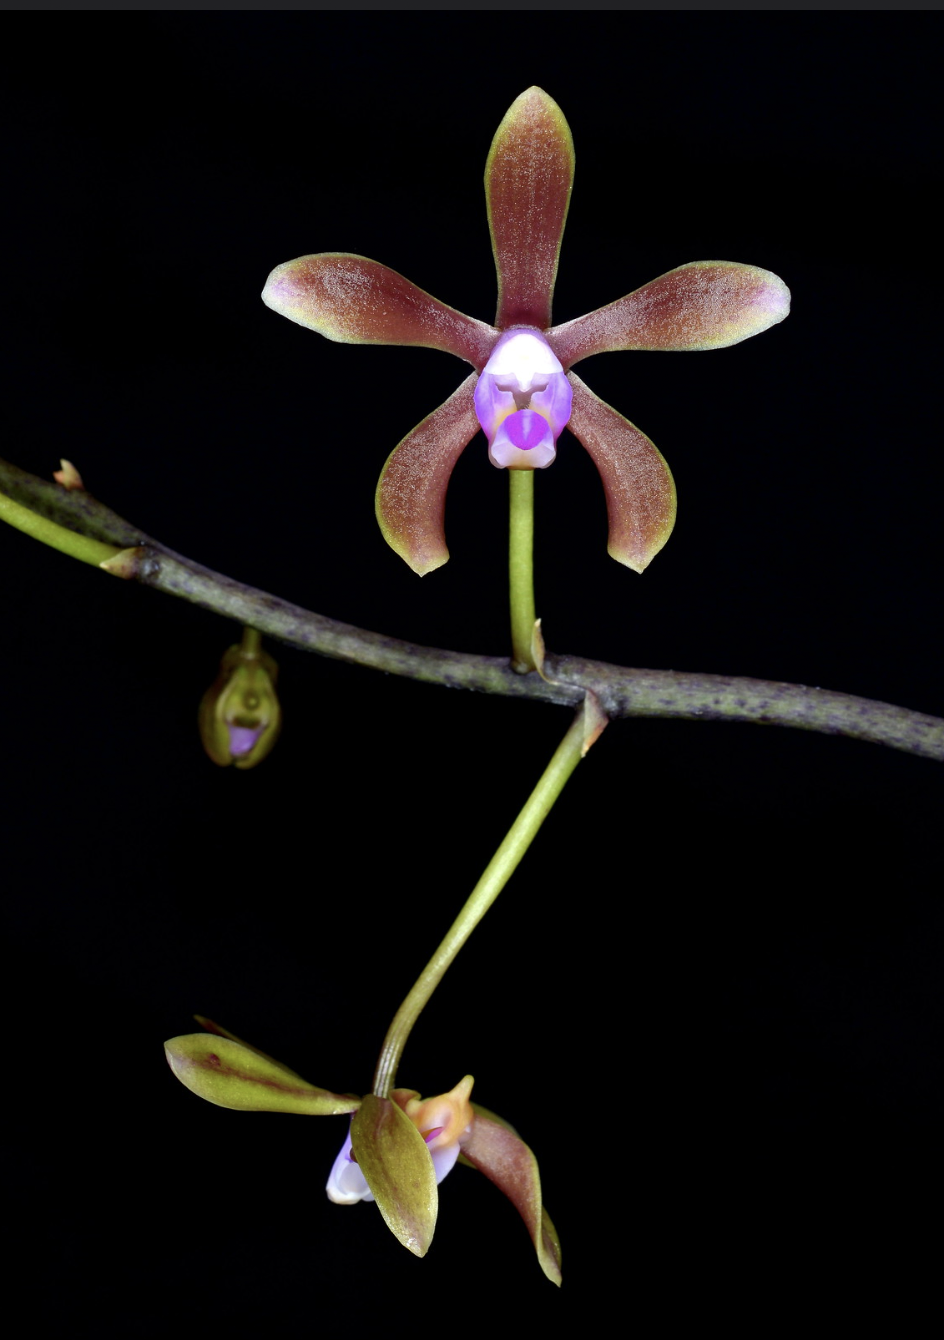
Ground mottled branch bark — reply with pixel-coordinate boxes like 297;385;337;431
3;456;941;762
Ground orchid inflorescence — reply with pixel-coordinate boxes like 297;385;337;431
166;87;789;1285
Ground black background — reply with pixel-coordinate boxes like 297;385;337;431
3;12;942;1332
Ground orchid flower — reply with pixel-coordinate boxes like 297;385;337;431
165;1020;562;1284
262;87;789;576
327;1075;474;1205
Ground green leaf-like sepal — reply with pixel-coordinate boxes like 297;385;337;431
351;1095;438;1257
164;1033;360;1116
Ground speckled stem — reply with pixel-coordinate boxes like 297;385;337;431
2;455;941;762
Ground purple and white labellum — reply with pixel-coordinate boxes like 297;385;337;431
474;329;572;469
326;1126;374;1204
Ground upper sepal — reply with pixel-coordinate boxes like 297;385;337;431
351;1095;439;1257
164;1033;360;1115
548;261;790;367
486;87;575;330
262;253;497;369
460;1102;562;1285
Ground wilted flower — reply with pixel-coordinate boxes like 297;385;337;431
165;1020;561;1283
263;87;789;576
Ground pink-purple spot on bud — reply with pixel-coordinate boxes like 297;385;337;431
228;724;264;757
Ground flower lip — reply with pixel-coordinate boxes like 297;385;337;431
489;410;557;470
326;1126;374;1205
474;329;573;470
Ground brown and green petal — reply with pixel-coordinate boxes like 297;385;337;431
548;261;790;366
375;371;481;576
486;87;575;331
566;372;677;573
461;1103;562;1286
262;253;497;368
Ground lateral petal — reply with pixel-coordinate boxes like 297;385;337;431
263;253;497;369
567;373;676;573
548;261;790;366
485;87;575;330
375;372;480;575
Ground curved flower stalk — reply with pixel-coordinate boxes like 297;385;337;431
263;87;789;576
165;1019;562;1284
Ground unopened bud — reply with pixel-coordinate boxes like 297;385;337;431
198;629;281;769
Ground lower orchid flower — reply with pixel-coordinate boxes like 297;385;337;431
262;86;789;576
327;1076;474;1204
165;1020;562;1284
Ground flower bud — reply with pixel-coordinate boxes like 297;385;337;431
198;631;281;769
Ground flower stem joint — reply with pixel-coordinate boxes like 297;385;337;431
262;86;789;577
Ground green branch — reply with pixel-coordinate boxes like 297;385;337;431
2;454;942;762
0;486;125;567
